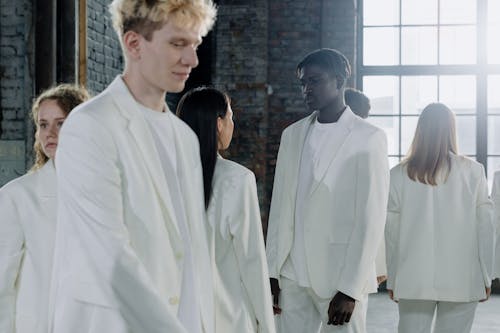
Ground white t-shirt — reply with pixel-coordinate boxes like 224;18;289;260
282;118;345;287
141;106;203;333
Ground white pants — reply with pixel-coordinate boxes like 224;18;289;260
398;299;478;333
275;277;368;333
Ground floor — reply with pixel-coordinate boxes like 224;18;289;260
366;292;500;333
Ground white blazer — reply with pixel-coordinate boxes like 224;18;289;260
0;161;56;333
385;155;494;302
491;170;500;279
49;77;213;333
207;157;275;333
266;108;389;301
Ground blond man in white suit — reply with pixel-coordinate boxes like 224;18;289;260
266;48;389;333
48;1;217;333
491;171;500;279
385;103;494;333
0;85;88;333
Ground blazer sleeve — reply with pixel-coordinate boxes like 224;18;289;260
266;131;289;280
54;111;187;333
0;183;26;333
475;166;495;287
336;129;390;301
227;172;276;333
492;172;500;278
385;166;402;290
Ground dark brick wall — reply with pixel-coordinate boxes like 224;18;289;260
86;0;123;94
0;0;34;181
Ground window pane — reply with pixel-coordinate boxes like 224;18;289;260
401;116;419;155
488;75;500;113
456;115;476;155
488;157;500;192
401;27;438;65
401;76;438;114
363;27;399;65
440;0;476;24
366;116;400;155
488;115;500;154
439;26;476;64
363;76;399;115
363;0;399;26
401;0;438;25
439;75;476;114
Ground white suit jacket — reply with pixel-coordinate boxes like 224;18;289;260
49;77;213;333
266;108;389;301
385;155;494;302
0;161;56;333
207;157;275;333
491;171;500;279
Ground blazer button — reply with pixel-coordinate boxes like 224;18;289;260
169;296;179;305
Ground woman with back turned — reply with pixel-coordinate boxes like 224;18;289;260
177;87;275;333
385;102;495;333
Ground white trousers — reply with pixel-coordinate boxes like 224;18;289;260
275;277;368;333
398;299;478;333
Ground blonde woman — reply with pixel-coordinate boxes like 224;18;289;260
177;87;276;333
385;103;494;333
0;84;89;333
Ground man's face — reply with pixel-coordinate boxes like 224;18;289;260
137;20;203;93
298;64;340;111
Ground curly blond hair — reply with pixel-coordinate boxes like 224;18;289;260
30;84;90;171
109;0;217;41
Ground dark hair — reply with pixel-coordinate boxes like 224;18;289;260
296;48;351;88
176;87;229;208
345;88;371;119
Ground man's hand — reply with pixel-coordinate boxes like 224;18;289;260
327;291;355;325
270;278;282;314
479;287;491;302
387;289;398;303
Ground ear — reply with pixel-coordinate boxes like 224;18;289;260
336;76;345;89
122;30;142;61
216;116;223;135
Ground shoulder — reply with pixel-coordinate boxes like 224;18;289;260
215;158;255;182
168;112;198;143
0;168;41;197
451;155;484;176
352;116;385;139
282;113;315;137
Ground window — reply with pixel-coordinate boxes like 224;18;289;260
359;0;500;189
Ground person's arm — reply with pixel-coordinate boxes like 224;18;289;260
0;183;25;333
0;185;25;333
266;131;290;313
335;130;390;301
491;172;500;280
55;111;187;333
228;171;276;333
475;166;494;296
384;166;402;301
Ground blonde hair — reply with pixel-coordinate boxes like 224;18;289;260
403;102;458;185
109;0;217;41
31;84;90;171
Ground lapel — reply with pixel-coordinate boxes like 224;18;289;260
308;107;356;196
107;77;181;236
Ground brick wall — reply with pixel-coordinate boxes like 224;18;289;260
0;0;34;183
86;0;123;94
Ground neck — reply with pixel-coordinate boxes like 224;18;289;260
317;99;346;123
122;68;166;112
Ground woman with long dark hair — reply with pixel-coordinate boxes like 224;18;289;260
0;84;89;333
177;87;275;333
385;103;494;333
